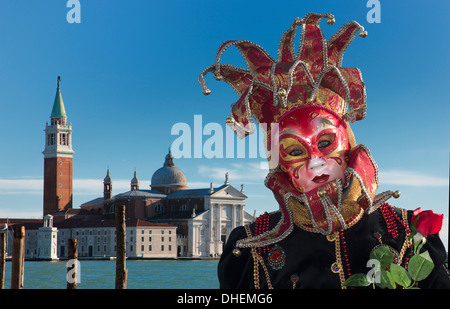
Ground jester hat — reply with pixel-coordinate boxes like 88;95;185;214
199;12;368;141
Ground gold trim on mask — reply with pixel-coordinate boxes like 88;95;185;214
280;138;309;161
345;122;357;149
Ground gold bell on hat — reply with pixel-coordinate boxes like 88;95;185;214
277;88;287;97
359;30;368;38
225;117;236;124
393;191;401;199
203;89;211;95
326;17;335;25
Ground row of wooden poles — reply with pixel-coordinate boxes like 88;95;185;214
0;205;127;289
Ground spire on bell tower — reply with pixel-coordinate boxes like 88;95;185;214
51;76;67;121
104;169;112;200
131;170;139;191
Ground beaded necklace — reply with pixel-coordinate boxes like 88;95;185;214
379;203;411;239
254;212;271;255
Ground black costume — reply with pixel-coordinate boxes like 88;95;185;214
219;205;450;289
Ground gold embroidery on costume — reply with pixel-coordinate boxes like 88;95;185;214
330;231;347;289
245;225;273;289
397;208;412;264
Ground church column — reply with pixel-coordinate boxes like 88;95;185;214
209;203;213;243
206;199;214;256
231;204;236;230
188;220;195;257
216;204;222;255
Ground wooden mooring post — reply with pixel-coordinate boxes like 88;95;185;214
0;232;6;289
115;204;127;289
11;225;25;289
67;238;79;289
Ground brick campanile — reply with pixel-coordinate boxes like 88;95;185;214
42;76;74;217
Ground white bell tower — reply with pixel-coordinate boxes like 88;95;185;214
37;214;59;260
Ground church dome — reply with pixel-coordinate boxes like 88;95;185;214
151;150;187;192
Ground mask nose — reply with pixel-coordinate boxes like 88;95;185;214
308;157;327;174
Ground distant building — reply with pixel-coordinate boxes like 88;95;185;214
55;218;177;259
0;77;255;260
10;215;177;260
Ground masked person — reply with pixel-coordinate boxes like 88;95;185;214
199;13;449;289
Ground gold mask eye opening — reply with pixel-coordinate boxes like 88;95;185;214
317;133;336;150
280;138;308;160
285;145;305;157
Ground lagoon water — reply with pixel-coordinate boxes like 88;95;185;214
2;260;219;289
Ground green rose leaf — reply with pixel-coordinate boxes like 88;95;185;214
390;263;411;287
410;215;419;236
408;251;434;282
343;273;371;287
370;245;394;270
376;270;396;289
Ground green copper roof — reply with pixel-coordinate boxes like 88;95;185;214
51;76;67;118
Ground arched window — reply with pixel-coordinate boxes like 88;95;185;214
180;204;188;211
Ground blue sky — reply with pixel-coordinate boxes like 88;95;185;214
0;0;448;247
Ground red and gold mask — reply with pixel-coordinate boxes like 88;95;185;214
277;107;350;193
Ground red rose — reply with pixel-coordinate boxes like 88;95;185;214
411;207;443;238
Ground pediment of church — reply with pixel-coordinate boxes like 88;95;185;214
210;185;247;200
